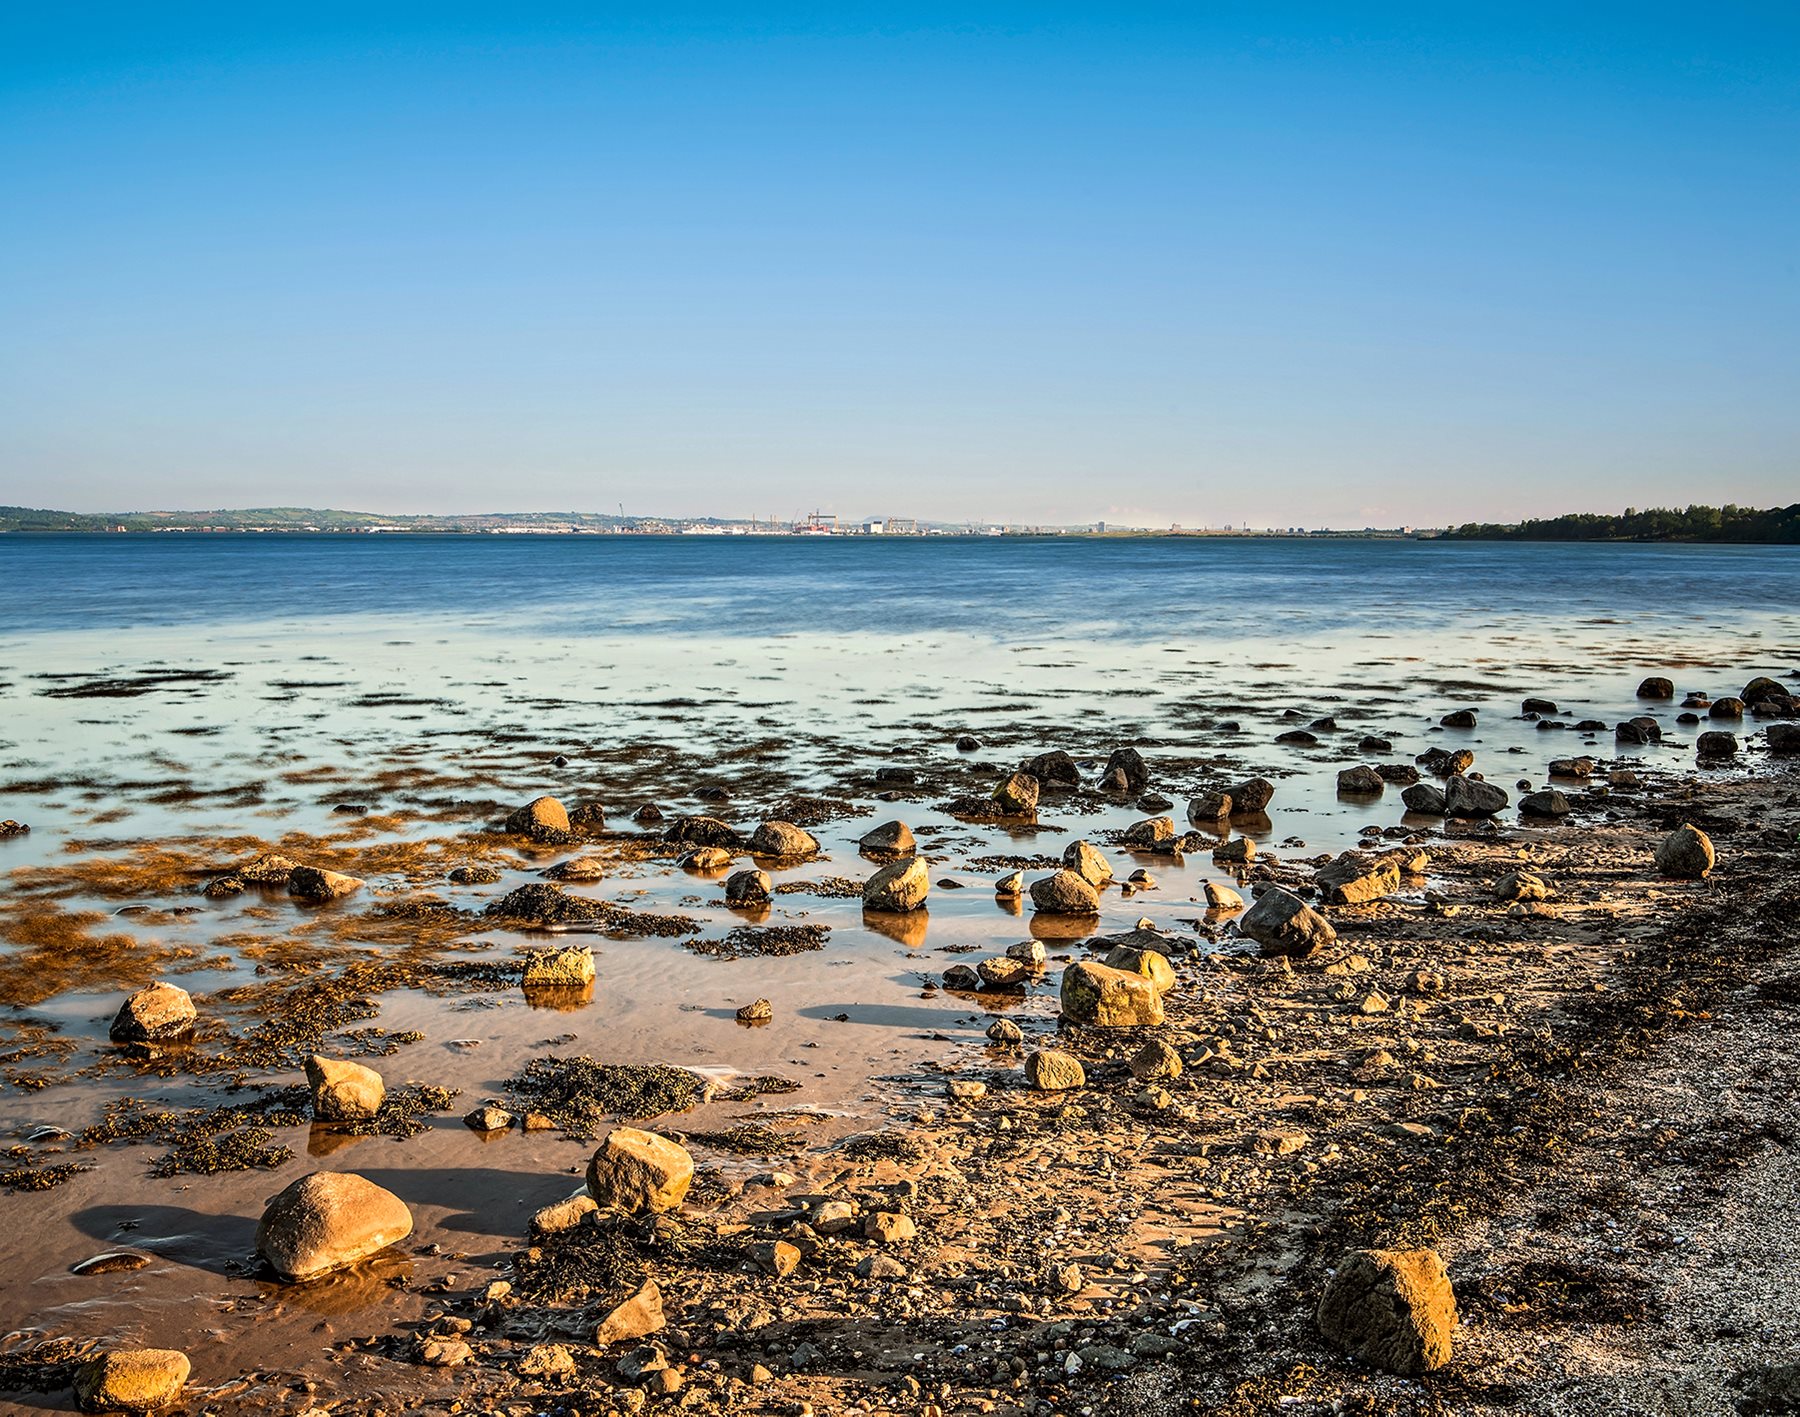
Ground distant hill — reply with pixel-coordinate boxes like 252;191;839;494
0;505;632;534
1441;503;1800;545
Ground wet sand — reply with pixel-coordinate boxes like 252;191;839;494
0;615;1796;1415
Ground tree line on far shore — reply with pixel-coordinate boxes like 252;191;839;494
1444;503;1799;544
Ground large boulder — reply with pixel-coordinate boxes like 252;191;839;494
1709;697;1745;720
1743;675;1789;707
73;1349;191;1414
1636;676;1675;699
109;982;196;1044
1696;730;1738;758
1315;851;1402;906
506;796;571;839
1061;840;1113;887
1655;824;1715;880
305;1056;385;1122
1238;887;1336;958
1060;961;1165;1026
586;1127;694;1214
863;857;930;912
256;1171;414;1282
748;821;819;858
1317;1247;1458;1376
1443;775;1508;818
1769;723;1800;753
991;772;1041;816
1024;1049;1086;1091
288;866;363;902
1029;869;1101;915
858;820;916;855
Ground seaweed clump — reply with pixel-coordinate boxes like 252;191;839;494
506;1056;705;1136
77;1090;310;1177
688;924;831;960
485;883;702;939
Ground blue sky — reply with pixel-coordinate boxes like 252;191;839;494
2;4;1795;526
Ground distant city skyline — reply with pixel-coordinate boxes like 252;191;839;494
3;6;1795;526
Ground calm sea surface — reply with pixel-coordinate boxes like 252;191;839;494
4;532;1798;640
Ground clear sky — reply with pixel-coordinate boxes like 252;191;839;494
2;4;1795;527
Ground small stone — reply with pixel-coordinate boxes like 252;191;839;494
993;870;1024;896
863;1212;917;1244
465;1104;513;1132
1493;871;1549;903
517;1343;578;1379
735;997;774;1022
507;795;572;838
856;1254;908;1280
1203;881;1244;910
986;1017;1024;1045
946;1078;988;1102
531;1193;600;1235
1062;839;1114;886
991;771;1041;816
755;1240;803;1276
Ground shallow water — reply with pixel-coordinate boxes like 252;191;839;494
0;533;1795;1393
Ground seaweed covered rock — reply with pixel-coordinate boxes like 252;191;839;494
1317;1247;1458;1375
109;982;197;1045
74;1348;191;1413
484;883;609;927
256;1171;413;1282
667;814;743;848
586;1127;693;1214
305;1055;385;1122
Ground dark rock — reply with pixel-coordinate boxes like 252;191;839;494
1238;887;1335;958
1336;766;1384;795
1103;747;1150;793
1439;709;1477;729
667;815;743;848
1021;751;1081;786
1233;778;1276;813
1401;782;1446;815
1444;774;1508;818
858;820;916;856
1317;1247;1457;1375
1636;676;1675;699
1709;697;1745;720
1696;731;1739;758
1519;789;1572;817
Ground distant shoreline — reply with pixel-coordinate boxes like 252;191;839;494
2;501;1794;543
